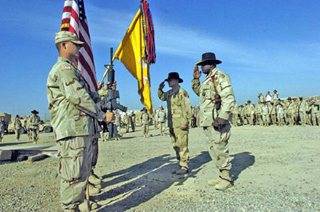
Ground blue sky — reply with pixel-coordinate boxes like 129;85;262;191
0;0;319;119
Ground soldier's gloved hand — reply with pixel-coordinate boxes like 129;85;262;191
90;91;100;103
193;65;201;79
213;117;227;130
159;81;165;90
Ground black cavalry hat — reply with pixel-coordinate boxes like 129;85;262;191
31;110;39;114
196;52;222;65
164;72;183;83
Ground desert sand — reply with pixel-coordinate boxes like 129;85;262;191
0;125;319;211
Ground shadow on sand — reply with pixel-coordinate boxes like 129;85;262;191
96;151;211;211
230;151;255;181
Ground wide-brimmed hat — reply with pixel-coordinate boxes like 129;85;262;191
55;31;84;46
31;110;39;114
196;52;222;66
165;72;183;83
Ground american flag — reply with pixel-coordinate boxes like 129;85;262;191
60;0;98;92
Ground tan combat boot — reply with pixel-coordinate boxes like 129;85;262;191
215;170;232;190
175;167;189;175
88;183;101;195
208;172;222;186
79;199;98;211
88;173;102;186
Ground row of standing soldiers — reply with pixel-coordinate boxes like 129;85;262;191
0;110;41;143
232;96;320;127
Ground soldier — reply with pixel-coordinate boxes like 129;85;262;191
277;101;285;126
196;106;200;128
114;110;122;140
273;90;279;105
157;105;166;136
255;101;263;126
261;101;269;126
140;108;150;138
30;110;41;143
123;113;130;133
153;109;158;130
287;97;296;126
47;31;104;211
298;96;307;126
232;103;239;127
258;92;265;103
159;72;192;175
0;117;5;142
192;52;235;190
270;102;277;126
265;91;272;102
246;100;254;126
129;111;136;132
14;115;22;141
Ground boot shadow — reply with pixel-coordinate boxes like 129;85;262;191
96;151;211;211
230;152;255;181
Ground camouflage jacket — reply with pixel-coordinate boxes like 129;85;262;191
158;86;192;130
141;112;150;124
30;114;40;129
157;110;166;123
14;118;21;130
47;57;99;141
192;68;235;127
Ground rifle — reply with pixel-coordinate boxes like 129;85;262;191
100;48;127;113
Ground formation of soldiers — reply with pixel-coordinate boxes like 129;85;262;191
233;91;320;127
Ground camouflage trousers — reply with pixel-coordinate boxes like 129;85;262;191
262;114;269;126
299;112;307;125
15;129;20;140
143;124;149;137
0;132;4;142
312;113;319;126
159;122;165;134
271;114;277;125
232;114;238;126
169;127;189;169
31;129;39;142
203;123;232;170
57;135;94;210
277;113;285;126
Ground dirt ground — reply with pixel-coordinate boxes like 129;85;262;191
0;125;319;212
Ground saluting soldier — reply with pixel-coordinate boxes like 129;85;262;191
158;72;192;175
192;52;235;190
47;31;104;211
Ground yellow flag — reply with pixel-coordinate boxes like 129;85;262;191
113;9;153;113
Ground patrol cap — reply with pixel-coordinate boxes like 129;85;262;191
55;31;84;46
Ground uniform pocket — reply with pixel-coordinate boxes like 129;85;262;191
58;138;85;182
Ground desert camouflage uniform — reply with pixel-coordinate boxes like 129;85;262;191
30;114;41;143
298;99;308;126
158;86;192;169
287;101;296;126
14;117;22;140
141;111;150;137
246;104;255;126
192;67;235;171
0;120;5;142
277;103;285;126
47;57;100;210
270;103;277;125
157;109;166;135
261;104;269;126
232;104;239;127
255;102;263;126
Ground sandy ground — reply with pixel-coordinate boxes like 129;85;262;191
0;125;320;212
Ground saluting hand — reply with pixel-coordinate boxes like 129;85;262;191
193;65;201;79
159;81;165;90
